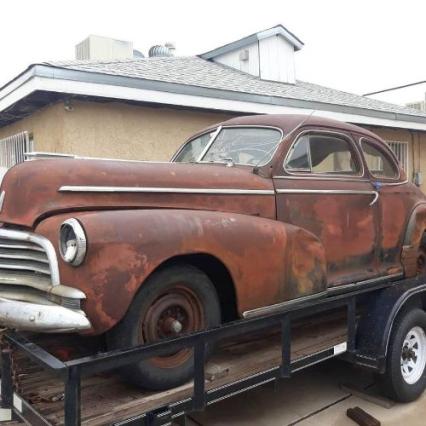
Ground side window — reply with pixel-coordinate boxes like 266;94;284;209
361;140;399;179
285;135;310;172
285;133;361;175
174;131;215;162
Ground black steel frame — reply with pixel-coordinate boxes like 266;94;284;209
0;280;396;426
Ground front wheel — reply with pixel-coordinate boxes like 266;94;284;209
107;264;221;390
380;308;426;402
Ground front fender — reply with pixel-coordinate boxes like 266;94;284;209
36;210;327;335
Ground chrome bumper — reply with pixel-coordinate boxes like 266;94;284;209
0;297;91;332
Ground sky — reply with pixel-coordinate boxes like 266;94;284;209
0;0;425;95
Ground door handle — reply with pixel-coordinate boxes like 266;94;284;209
369;191;379;206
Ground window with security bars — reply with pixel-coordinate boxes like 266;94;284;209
0;131;33;169
387;141;408;173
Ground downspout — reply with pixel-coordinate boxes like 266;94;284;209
410;129;422;188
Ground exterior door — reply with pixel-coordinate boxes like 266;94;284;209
359;137;413;277
273;129;380;287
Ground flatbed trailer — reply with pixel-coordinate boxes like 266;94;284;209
1;276;426;426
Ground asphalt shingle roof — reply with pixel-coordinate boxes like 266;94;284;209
44;56;426;118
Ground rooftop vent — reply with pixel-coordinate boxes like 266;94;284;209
149;44;175;57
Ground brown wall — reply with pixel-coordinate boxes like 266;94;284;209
0;100;233;161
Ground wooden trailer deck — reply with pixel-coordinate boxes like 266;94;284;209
9;315;347;426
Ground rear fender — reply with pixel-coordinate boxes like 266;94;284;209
36;210;327;334
402;203;426;276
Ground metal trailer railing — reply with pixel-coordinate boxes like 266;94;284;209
0;278;405;426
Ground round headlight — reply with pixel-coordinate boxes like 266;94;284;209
59;218;87;266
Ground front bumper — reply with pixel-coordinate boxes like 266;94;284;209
0;297;91;332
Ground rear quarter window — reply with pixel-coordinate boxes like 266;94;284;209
361;139;399;179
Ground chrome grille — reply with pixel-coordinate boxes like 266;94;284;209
0;228;60;289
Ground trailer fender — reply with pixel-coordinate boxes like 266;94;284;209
36;209;327;335
355;277;426;372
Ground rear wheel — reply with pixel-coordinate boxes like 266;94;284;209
380;308;426;402
107;264;221;390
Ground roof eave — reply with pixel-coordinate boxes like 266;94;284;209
1;64;426;131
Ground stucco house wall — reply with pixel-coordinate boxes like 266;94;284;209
0;100;233;161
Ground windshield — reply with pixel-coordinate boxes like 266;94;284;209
173;127;283;166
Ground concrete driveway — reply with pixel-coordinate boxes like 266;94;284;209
189;359;426;425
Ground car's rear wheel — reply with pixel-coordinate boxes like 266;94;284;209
107;264;221;390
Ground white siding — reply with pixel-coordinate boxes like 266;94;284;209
259;35;296;83
214;42;260;77
213;35;296;83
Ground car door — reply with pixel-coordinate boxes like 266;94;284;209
273;128;380;288
359;136;411;278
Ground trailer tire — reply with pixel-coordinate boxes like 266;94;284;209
106;264;221;390
380;308;426;402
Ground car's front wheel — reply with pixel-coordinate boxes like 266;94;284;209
107;264;221;390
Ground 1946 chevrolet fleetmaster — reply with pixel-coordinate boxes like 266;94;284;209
0;114;425;390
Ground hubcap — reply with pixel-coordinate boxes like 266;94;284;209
141;285;204;368
400;326;426;385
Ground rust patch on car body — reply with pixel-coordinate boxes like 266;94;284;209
36;209;327;334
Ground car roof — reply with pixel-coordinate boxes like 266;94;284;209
218;114;382;140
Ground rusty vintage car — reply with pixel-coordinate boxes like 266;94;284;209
0;114;425;389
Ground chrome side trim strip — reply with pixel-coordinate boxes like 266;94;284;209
379;179;409;186
275;189;376;195
273;175;370;182
275;189;379;206
242;291;328;318
0;229;60;286
243;273;402;319
327;272;403;296
59;186;275;195
25;152;172;164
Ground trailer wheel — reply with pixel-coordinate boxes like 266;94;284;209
380;308;426;402
107;264;221;390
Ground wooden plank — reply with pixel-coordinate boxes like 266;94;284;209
347;407;381;426
12;317;347;426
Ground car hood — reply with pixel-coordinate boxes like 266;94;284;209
0;159;276;227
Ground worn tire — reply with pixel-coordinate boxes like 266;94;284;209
107;264;221;390
380;308;426;402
